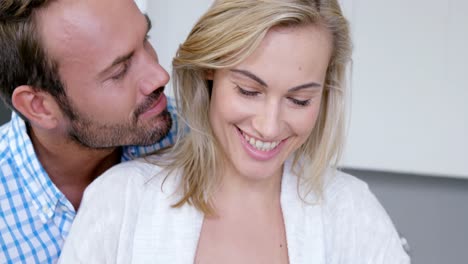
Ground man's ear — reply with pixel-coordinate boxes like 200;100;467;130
12;85;61;129
205;69;214;80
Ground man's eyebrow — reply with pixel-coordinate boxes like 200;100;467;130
230;68;322;91
99;51;134;77
99;15;151;77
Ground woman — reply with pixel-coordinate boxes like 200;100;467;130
59;0;410;263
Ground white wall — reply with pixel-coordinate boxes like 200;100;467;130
144;0;468;179
341;0;468;179
147;0;214;96
134;0;147;13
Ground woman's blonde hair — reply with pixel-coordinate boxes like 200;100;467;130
165;0;352;214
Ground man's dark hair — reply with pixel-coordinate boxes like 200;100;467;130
0;0;74;120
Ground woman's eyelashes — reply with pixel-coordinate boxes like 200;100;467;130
235;85;311;107
236;85;259;96
288;97;311;106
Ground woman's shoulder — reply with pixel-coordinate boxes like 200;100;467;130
88;155;168;194
79;155;182;216
322;169;371;202
59;156;177;263
320;170;410;263
321;169;387;221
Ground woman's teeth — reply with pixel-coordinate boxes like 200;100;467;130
242;132;280;151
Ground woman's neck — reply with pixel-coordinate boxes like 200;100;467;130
213;162;284;211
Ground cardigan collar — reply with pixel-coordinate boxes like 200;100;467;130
280;158;325;263
131;159;325;263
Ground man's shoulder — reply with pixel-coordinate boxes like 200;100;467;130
0;115;26;162
0;121;15;170
0;120;12;146
0;113;19;139
0;120;11;132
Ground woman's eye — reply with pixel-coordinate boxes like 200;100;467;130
236;85;259;97
288;97;311;106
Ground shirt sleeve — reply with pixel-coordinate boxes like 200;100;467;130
323;172;411;264
121;96;180;161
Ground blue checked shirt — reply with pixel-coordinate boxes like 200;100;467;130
0;101;178;264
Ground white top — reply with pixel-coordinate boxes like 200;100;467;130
58;157;410;263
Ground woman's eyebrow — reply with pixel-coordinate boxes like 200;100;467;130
288;82;322;92
230;68;322;91
230;69;267;86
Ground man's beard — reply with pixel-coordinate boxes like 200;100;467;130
67;110;172;149
63;90;172;149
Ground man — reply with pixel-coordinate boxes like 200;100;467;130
0;0;177;262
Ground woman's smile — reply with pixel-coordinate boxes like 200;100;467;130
235;126;287;161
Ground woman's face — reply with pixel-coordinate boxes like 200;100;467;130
209;24;333;182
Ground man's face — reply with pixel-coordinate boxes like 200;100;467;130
37;0;171;148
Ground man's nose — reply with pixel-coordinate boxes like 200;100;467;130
139;59;170;95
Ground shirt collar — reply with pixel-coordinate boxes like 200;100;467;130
8;112;66;222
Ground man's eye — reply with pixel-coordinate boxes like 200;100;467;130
112;62;130;80
236;85;259;96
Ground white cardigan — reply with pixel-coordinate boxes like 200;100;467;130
59;157;410;263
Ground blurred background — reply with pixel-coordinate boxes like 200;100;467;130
2;0;467;263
